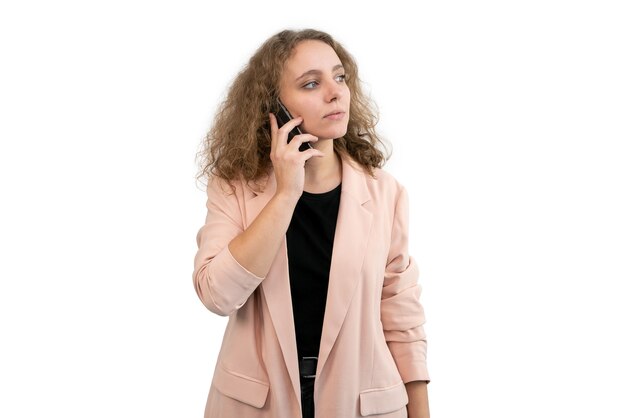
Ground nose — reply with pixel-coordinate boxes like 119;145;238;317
325;80;344;103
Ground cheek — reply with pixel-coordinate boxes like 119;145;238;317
300;98;320;115
303;107;320;121
298;100;322;125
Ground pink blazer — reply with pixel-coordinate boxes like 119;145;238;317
192;154;429;417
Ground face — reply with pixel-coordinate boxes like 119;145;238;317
278;40;350;141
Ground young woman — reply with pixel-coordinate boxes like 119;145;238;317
193;28;430;418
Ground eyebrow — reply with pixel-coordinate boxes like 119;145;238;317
295;64;344;82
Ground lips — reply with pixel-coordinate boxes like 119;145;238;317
323;111;344;118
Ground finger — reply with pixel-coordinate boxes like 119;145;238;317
283;115;303;130
302;148;325;161
269;113;277;151
277;116;304;144
289;133;318;150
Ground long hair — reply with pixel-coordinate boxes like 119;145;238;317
195;28;392;191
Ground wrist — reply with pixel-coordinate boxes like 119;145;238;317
273;190;300;206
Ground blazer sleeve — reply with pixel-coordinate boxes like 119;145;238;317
192;176;265;316
380;184;430;384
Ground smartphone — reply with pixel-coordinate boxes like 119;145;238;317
275;99;313;152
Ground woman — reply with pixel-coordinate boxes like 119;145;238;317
193;28;430;418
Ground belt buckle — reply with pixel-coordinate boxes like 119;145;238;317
300;356;318;379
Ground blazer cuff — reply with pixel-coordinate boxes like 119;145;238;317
387;340;430;384
218;244;266;281
205;245;265;315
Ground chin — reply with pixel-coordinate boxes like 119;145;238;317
315;126;348;140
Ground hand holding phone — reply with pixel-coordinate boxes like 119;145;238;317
274;99;313;152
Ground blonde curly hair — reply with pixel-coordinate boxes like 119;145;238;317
195;28;392;191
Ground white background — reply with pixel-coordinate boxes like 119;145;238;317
1;0;625;417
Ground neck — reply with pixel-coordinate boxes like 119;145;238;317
303;138;342;193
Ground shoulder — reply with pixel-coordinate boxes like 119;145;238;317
370;166;404;189
206;174;262;201
365;166;408;205
338;151;407;205
204;175;248;216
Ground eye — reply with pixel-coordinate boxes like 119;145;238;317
302;74;346;90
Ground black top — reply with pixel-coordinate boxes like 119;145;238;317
286;183;342;359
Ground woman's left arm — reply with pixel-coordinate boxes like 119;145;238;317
380;184;431;414
406;380;430;418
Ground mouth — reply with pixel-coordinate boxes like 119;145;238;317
323;111;345;118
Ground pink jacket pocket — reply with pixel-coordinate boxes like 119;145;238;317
212;364;270;409
359;381;408;416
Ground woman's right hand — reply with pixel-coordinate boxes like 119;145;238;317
268;112;325;201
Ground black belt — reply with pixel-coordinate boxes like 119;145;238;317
299;356;317;379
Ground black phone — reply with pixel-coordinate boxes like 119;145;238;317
275;99;313;152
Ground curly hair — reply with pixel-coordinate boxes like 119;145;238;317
195;28;392;192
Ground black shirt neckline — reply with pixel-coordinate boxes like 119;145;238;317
301;183;342;200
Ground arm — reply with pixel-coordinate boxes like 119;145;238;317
380;185;430;410
192;176;261;316
193;113;322;316
192;176;297;316
406;381;430;418
227;111;324;278
228;191;298;278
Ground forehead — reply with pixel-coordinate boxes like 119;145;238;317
282;40;342;78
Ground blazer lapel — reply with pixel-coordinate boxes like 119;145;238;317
242;155;373;404
316;156;373;382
